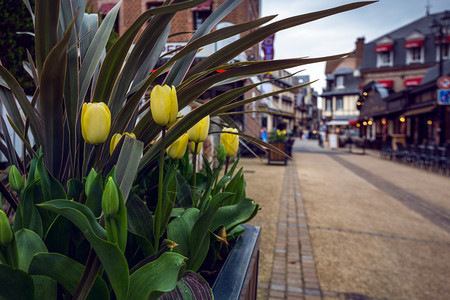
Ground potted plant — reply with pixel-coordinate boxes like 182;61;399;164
0;0;373;298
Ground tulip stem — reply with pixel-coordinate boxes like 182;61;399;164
154;127;166;251
192;142;198;207
224;157;230;175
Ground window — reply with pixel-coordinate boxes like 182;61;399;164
336;75;344;88
436;43;450;61
326;98;332;111
193;11;210;30
377;51;393;67
406;47;424;64
336;97;343;111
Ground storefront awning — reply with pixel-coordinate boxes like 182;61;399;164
404;77;422;87
348;120;358;126
377;80;394;88
191;0;212;11
403;105;436;117
327;120;349;126
375;44;393;52
404;39;423;48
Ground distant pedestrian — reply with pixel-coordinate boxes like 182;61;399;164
299;129;303;140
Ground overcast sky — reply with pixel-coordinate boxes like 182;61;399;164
261;0;450;92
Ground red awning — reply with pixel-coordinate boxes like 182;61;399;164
404;39;424;48
375;44;393;52
404;77;423;87
378;80;394;88
191;0;212;11
99;3;115;14
435;35;450;44
349;120;358;126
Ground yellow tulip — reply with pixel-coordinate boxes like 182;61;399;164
187;115;210;143
190;141;202;154
167;112;183;128
167;133;189;160
150;85;178;126
81;102;111;145
220;128;239;157
110;132;136;155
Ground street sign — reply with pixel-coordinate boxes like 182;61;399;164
437;89;450;105
437;76;450;90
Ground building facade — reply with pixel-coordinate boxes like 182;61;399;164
321;38;364;132
295;75;320;134
359;11;450;147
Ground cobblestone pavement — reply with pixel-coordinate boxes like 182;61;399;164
253;138;450;300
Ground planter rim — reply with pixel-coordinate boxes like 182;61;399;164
212;224;261;299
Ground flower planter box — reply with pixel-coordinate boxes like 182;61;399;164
212;225;261;300
268;142;288;165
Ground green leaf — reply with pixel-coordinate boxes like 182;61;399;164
37;200;129;299
175;172;193;208
13;179;43;237
39;12;76;177
159;271;213;300
85;171;103;217
115;136;144;204
210;198;258;232
67;179;84;202
154;166;177;243
79;1;121;103
126;194;154;247
0;86;24;135
167;208;200;257
165;0;244;86
128;252;186;300
15;229;56;300
187;1;375;76
29;253;109;300
0;264;34;300
187;192;234;271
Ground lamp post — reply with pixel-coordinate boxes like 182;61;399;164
430;11;450;146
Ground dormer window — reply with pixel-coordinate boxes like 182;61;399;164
375;37;394;67
435;34;450;61
336;75;345;88
405;31;425;64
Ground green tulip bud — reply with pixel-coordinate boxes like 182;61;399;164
8;165;23;192
102;177;120;218
0;210;13;246
85;168;98;198
217;144;226;163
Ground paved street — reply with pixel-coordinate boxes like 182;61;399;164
242;138;450;300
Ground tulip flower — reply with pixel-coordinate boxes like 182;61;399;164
150;85;178;126
110;132;136;155
0;210;12;246
102;177;120;218
191;142;202;154
220;128;239;157
81;102;111;145
188;115;210;143
167;133;189;160
168;112;183;129
8;165;23;192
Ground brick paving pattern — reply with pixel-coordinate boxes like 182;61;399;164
268;162;322;300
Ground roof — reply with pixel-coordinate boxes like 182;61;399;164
360;11;449;70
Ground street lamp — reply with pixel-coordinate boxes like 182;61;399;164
430;11;450;145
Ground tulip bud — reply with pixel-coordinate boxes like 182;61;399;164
190;142;202;154
167;133;189;160
102;177;120;218
220;128;239;157
187;115;210;143
8;165;23;192
81;102;111;145
110;132;136;155
0;210;13;246
150;85;178;126
217;144;226;163
85;168;98;198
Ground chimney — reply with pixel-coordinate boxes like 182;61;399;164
355;37;365;68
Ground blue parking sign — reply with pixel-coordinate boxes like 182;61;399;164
438;89;450;105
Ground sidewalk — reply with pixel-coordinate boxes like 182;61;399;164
241;138;450;300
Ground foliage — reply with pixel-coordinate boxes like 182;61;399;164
0;0;374;298
269;129;287;142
